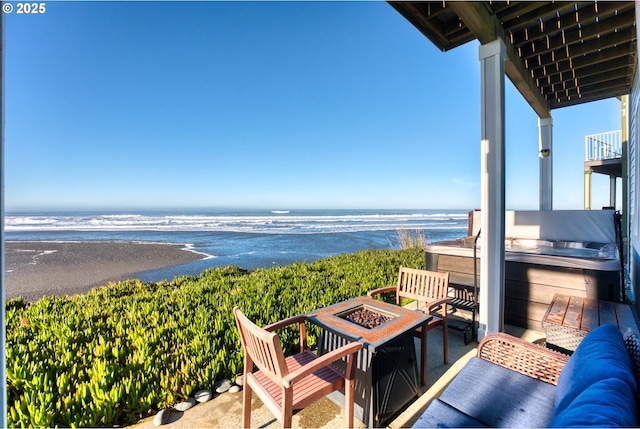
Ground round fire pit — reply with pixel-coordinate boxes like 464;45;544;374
342;307;392;329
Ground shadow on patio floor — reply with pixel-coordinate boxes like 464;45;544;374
129;323;545;428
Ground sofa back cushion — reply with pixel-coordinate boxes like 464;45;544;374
550;324;638;427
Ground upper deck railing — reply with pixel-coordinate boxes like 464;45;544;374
585;130;622;161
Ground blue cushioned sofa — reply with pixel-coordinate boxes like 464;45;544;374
413;324;640;428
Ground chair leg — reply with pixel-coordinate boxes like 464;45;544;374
282;388;293;429
242;383;252;428
282;413;292;429
442;320;449;365
345;378;355;428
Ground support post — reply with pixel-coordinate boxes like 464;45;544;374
1;9;6;427
478;39;506;339
584;169;592;210
622;95;629;237
539;117;553;210
610;177;617;208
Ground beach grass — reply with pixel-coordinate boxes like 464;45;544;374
6;247;423;427
396;229;427;250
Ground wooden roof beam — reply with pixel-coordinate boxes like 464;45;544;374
582;77;630;93
549;83;631;109
540;67;629;95
519;20;636;61
500;2;579;34
530;44;633;78
446;2;496;44
525;33;635;70
538;61;630;88
493;2;552;24
548;78;629;100
447;1;551;118
389;2;477;51
420;1;448;19
442;25;476;48
510;2;634;46
389;3;451;51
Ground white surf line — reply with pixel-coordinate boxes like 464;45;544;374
33;249;57;264
20;249;58;265
182;244;216;260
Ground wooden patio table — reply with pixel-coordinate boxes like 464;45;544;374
541;293;639;353
306;296;432;428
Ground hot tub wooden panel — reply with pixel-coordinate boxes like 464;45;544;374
425;246;621;330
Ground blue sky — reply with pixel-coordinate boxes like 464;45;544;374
5;1;623;212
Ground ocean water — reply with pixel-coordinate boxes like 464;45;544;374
5;209;470;282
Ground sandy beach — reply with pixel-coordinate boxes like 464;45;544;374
5;241;205;302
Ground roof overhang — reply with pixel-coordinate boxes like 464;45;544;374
390;1;637;118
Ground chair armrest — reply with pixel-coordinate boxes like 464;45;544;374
264;314;308;332
264;315;308;353
367;286;397;298
478;332;570;386
282;342;363;388
428;297;452;314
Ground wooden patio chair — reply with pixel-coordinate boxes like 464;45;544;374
367;267;451;385
233;307;363;428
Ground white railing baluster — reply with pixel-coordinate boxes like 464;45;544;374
585;130;622;161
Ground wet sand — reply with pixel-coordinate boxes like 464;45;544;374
5;241;205;302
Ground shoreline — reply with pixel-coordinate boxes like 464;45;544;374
5;241;206;302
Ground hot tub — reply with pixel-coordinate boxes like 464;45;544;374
425;210;623;329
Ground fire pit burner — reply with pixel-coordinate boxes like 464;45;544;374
336;305;395;329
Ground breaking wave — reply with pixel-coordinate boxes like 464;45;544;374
5;209;469;235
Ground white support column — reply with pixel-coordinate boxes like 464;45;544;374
610;177;617;208
1;11;6;426
478;39;506;339
539;117;553;210
584;170;592;210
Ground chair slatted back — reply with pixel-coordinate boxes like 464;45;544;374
234;307;289;385
396;267;450;305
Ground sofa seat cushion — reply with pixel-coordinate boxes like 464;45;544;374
412;399;487;428
435;357;557;427
550;324;638;428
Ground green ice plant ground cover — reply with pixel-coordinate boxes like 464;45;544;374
6;247;424;428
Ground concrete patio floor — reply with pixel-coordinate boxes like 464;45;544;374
130;319;546;429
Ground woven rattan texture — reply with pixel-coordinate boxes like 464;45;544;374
542;324;587;352
624;328;640;387
478;333;569;386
